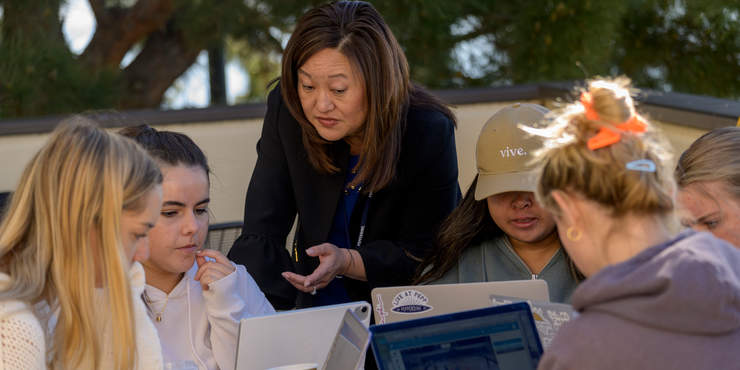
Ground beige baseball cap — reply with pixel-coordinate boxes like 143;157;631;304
475;103;549;200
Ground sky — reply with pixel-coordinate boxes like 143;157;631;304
60;0;248;109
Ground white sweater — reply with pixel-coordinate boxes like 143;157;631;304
0;263;163;370
144;262;275;370
55;262;164;369
91;262;165;369
0;274;45;370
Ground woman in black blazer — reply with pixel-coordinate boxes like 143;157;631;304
228;1;460;310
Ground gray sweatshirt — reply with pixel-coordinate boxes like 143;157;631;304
431;236;580;303
539;230;740;370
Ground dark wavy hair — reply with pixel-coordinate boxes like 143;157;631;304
280;1;455;192
414;176;500;283
415;175;583;284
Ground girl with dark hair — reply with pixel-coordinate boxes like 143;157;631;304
120;125;274;370
415;104;582;303
229;1;460;310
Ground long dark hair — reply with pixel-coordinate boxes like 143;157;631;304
280;1;455;192
415;175;584;284
414;176;502;283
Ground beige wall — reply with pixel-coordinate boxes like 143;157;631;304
0;102;709;223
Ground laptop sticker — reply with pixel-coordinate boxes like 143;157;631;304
391;289;433;314
374;293;389;324
491;295;576;348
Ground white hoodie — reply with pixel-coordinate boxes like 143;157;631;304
144;262;275;370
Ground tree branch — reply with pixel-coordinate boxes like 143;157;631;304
87;0;108;22
118;24;204;108
81;0;175;69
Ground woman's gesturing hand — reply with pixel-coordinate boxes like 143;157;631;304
281;243;350;294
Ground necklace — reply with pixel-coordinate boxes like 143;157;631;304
144;291;170;322
344;183;362;195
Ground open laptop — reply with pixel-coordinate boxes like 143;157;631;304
324;309;371;370
371;280;549;324
370;302;544;370
490;295;576;349
235;301;371;370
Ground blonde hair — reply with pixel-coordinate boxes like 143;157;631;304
0;117;162;369
530;77;675;218
676;126;740;199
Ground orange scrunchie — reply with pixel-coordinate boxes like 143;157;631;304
581;92;647;150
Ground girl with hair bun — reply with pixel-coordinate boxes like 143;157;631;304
532;78;740;370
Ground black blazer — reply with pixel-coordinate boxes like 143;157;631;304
229;86;461;309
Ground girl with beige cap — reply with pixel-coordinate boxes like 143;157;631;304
415;103;582;303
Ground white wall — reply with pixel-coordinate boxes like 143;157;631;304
0;102;709;223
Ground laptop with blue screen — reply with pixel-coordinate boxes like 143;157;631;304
369;302;543;370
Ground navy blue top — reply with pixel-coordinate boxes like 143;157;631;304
315;155;361;305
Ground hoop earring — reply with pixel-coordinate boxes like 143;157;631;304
566;226;582;242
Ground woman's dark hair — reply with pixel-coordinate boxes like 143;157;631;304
118;124;210;177
414;176;501;283
414;176;584;284
280;1;455;192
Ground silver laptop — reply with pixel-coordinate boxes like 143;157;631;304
490;295;577;349
324;309;370;370
235;301;371;370
371;280;549;324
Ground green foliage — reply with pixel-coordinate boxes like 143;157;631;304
500;0;627;82
0;0;119;117
379;0;740;99
0;35;119;117
227;38;281;102
618;0;740;97
373;1;471;87
1;0;739;119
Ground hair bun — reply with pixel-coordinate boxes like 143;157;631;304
533;76;675;218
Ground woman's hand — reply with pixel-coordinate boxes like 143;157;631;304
194;249;236;290
281;243;349;294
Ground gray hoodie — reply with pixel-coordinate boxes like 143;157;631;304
539;230;740;370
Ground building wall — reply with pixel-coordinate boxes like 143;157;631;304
0;101;709;223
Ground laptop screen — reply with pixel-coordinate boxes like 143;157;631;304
370;302;543;370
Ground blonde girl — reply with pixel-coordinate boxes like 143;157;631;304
0;118;164;369
532;78;740;369
675;127;740;247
